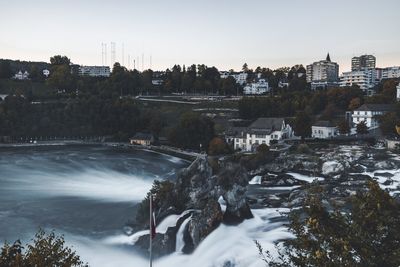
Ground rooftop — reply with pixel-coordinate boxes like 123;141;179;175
313;120;335;127
355;104;394;112
131;132;154;141
249;117;285;130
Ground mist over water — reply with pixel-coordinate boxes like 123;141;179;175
0;144;290;266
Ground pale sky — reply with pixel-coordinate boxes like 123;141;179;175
0;0;399;72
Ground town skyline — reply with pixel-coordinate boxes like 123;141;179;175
1;0;400;72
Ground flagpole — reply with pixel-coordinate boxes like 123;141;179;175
149;194;153;267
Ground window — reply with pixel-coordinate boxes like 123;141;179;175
255;140;259;144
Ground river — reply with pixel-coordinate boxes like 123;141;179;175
0;144;290;267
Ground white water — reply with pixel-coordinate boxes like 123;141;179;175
287;172;325;183
71;208;292;267
249;175;262;184
3;168;154;202
175;216;192;253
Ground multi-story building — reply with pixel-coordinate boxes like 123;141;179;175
352;104;394;128
351;55;376;71
243;79;269;95
78;66;110;77
306;53;339;90
227;118;295;151
339;69;377;94
382;66;400;79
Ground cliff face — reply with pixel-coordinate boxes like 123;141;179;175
135;156;253;257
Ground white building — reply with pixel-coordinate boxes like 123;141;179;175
339;69;377;94
42;69;50;77
232;72;248;85
78;66;110;77
352;104;394;128
14;70;29;80
220;71;229;79
229;118;294;152
312;121;338;139
396;83;400;101
382;66;400;79
306;53;339;90
243;79;269;95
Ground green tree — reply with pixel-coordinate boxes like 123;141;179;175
221;76;237;95
242;63;249;73
47;64;75;93
0;60;13;79
168;112;214;150
356;120;368;135
337;120;350;135
258;181;400;267
348;97;362;110
293;111;312;139
208;137;232;155
29;65;44;82
379;112;399;136
0;230;87;267
50;55;71;66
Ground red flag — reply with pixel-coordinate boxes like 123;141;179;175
150;195;156;239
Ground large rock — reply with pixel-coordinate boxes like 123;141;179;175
322;161;344;176
135;157;253;256
186;199;224;251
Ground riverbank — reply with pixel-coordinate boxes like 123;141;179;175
0;140;198;162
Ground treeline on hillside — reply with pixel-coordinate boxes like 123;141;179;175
0;95;150;140
0;94;217;147
0;59;49;79
1;56;310;98
239;79;399;121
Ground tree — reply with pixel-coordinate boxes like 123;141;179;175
242;63;249;73
337;120;350;135
47;64;75;92
168;112;214;150
221;76;237;95
258;181;400;267
348;97;362;110
0;60;12;79
293;111;312;139
356;120;368;135
208;137;232;155
29;65;44;82
50;55;71;66
0;230;87;267
379;112;399;136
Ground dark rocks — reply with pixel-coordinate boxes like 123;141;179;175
135;156;253;256
261;173;307;187
186;199;223;250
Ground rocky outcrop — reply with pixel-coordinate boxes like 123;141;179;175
134;156;253;257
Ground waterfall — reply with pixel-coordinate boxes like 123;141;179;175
175;216;191;253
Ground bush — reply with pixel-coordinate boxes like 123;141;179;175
208;137;232;155
0;230;87;267
257;181;400;267
296;143;311;154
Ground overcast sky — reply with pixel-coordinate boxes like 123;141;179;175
1;0;399;72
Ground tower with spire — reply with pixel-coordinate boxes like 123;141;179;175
326;53;331;62
306;53;339;90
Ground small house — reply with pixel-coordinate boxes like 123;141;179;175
312;121;338;139
130;133;154;146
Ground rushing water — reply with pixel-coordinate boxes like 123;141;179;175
0;144;291;267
